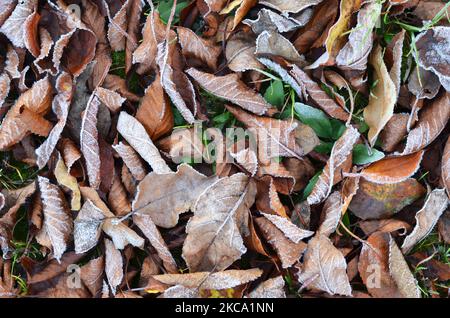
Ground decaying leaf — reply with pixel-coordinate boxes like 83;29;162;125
182;173;256;272
248;276;286;298
317;191;342;237
298;234;352;296
74;200;104;254
104;238;123;295
401;189;448;253
443;136;450;197
261;212;314;243
54;154;81;211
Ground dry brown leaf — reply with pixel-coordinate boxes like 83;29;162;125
307;125;360;205
397;92;450;155
74;200;104;254
112;142;147;181
297;234;352;296
37;176;73;263
317;191;342;237
132;163;216;228
261;212;314;243
0;0;37;48
360;151;424;184
80;95;101;188
95;87;125;113
104;238;123;295
244;8;301;35
154;268;262;290
415;26;450;91
255;216;306;268
248;276;286;298
401;188;448;253
177;26;221;70
230;148;258;177
255;31;305;65
379;113;409;152
186;68;274;116
349;178;426;220
117;111;171;174
54;153;81;211
225;31;263;72
136;75;174;140
259;0;322;14
443;136;450;197
182;173;256;272
133;213;178;274
364;45;397;146
80;256;104;297
108;171;131;217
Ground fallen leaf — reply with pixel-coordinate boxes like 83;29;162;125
255;216;307;268
37;176;73;263
364;45;397;146
317;191;342;237
259;0;322;14
261;212;314;243
95;87;125;113
74;200;104;254
360;151;424;184
80;256;104;297
182;173;256;272
132;163;217;228
117;111;172;174
255;31;305;65
443;136;450;197
54;153;81;211
244;8;301;35
104;238;123;295
225;31;263;72
297;234;352;296
307;125;360;205
112;142;147;181
0;0;37;48
186;68;274;116
247;276;286;298
401;188;448;253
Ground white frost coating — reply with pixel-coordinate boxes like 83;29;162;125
104;238;124;295
255;31;305;64
259;0;323;14
244;8;301;35
229;148;258;177
307;126;360;205
248;276;286;298
261;212;314;243
0;0;36;48
317;191;342;237
95;87;126;112
105;0;130;51
117;111;172;174
112;142;147;180
401;189;449;253
0;73;10;109
5;46;20;79
74;200;104;254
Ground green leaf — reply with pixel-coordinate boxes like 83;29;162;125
302;170;322;201
314;141;334;154
294;103;333;139
330;119;346;140
158;0;189;25
264;80;284;108
352;144;385;165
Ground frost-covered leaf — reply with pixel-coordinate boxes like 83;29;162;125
416;26;450;91
230;148;258;177
105;0;130;51
397;92;450;155
307;125;359;205
54;154;81;211
255;31;305;64
37;176;73;263
259;0;323;14
255;216;306;268
133;213;178;273
117;112;171;174
317;191;341;237
80;95;101;189
182;173;256;272
225;32;262;72
443;136;450;197
95;87;125;113
261;212;314;243
80;256;104;297
112;142;147;181
74;200;104;254
364;45;397;146
0;0;37;48
186;68;274;116
360;151;424;184
104;238;123;295
244;8;301;35
401;189;448;253
298;234;352;296
248;276;286;298
132;164;217;228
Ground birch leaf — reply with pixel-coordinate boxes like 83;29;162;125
133;213;178;273
364;45;397;146
297;234;352;296
37;176;73;263
54;154;81;211
248;276;286;298
74;200;104;254
255;216;307;268
401;189;449;253
132;164;217;228
153;268;263;290
117;112;171;174
182;173;256;272
397;92;450;155
260;212;314;243
80;95;101;189
307;125;360;205
104;238;123;295
360;151;424;184
186;68;274;116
